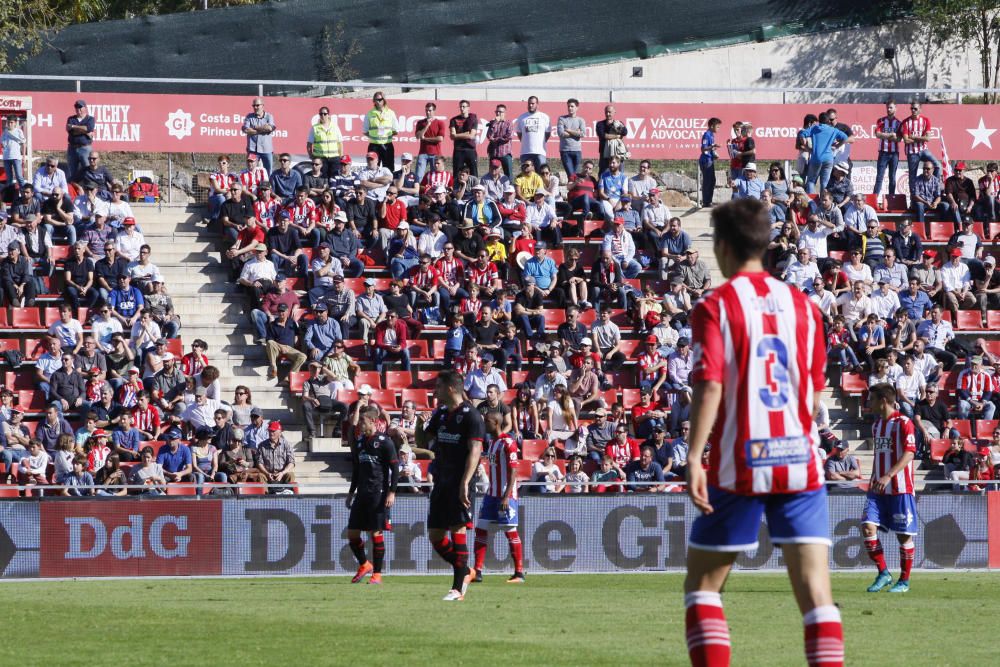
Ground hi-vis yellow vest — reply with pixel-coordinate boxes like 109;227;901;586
311;123;342;157
364;108;396;145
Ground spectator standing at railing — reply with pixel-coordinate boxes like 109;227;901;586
873;101;902;203
65;100;94;181
414;102;446;183
485;104;514;179
699;117;721;207
2;116;26;188
514;96;551;172
241;98;276;173
449;100;479;179
557;98;585;180
974;162;1000;222
363;92;399;171
804;112;851;195
900;102;940;201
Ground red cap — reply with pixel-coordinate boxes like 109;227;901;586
955;161;967;170
123;217;136;226
950;247;963;257
92;429;108;437
246;154;257;162
490;158;501;167
978;446;991;456
268;421;282;431
366;151;379;159
645;334;658;344
613;216;625;225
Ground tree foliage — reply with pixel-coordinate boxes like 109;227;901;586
912;0;1000;103
315;20;363;94
0;0;66;73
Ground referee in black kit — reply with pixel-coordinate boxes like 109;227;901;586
423;370;486;601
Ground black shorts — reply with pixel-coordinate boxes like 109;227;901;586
427;482;472;530
348;496;389;532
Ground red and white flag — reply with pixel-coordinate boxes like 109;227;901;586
941;132;952;179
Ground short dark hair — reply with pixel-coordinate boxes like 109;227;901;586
711;199;771;264
459;99;470;107
869;383;897;405
567;98;579;106
436;369;464;394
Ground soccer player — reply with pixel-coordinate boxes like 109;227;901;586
424;369;485;601
472;412;525;583
684;198;843;667
862;382;918;594
345;406;399;585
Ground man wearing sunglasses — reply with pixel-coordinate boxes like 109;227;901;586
307;106;343;178
241;97;276;173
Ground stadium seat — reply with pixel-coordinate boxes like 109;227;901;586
605;369;637;387
342;339;367;360
840;373;867;398
509;370;531;387
880;221;896;233
974;419;998;439
942;370;960;395
621;388;642;407
0;339;20;355
521;439;548;461
548;249;564;265
884;194;908;212
583;218;605;241
11;309;41;329
0;486;19;498
166;338;183;358
50;245;72;265
336;390;359;407
987;222;1000;242
515;460;535;481
414;371;438;388
578;309;597;327
400;388;433;410
987;312;1000;330
383;370;410;390
4;372;33;390
827;250;847;263
408;340;430;361
430;339;447;360
617;339;640;359
370;389;399;409
288;371;309;396
926;222;953;242
16;390;47;413
952;419;972;439
238;484;267;496
600;388;619;407
166;483;198;496
955;310;984;331
42;308;62;326
929;438;950;462
354;370;382;390
542;309;567;328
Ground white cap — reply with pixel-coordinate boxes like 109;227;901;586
744;162;758;172
358;384;373;395
397;221;409;230
401;152;414;161
581;337;593;346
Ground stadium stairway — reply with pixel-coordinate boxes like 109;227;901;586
138;204;346;492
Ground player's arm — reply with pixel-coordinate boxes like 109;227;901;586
384;439;399;509
687;379;722;514
346;444;359;509
502;447;517;510
458;437;484;509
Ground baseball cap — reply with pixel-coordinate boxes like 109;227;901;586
331;274;344;282
613;216;625;225
544;361;557;371
277;303;289;312
155;338;167;346
677;336;691;347
620;195;631;202
250;407;263;417
358;384;374;395
195;386;207;397
123;217;136;226
363;278;376;286
433;185;448;195
258;181;271;190
318;241;331;249
490;159;502;167
955;161;967;170
593;407;608;416
255;242;268;251
128;368;140;375
163;429;182;441
74;99;87;108
471;184;485;192
481;352;495;363
401;152;414;161
195;427;213;440
397;221;409;230
161;352;175;362
645;334;658;344
334;211;348;223
366;151;379;160
339;156;352;164
268;421;282;432
950;247;963;257
92;429;108;437
580;337;592;346
503;184;516;193
313;302;328;311
649;188;660;195
533;190;548;199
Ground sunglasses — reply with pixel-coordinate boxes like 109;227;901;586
319;112;329;116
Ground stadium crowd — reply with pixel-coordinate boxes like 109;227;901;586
0;94;998;495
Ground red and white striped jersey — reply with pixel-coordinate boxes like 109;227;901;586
637;350;663;383
316;205;342;231
959;368;992;400
900;115;931;155
209;171;237;193
420;170;453;194
131;405;160;433
409;265;440;289
452;356;476;376
486;433;519;499
435;256;464;285
182;352;208;377
875;115;902;154
691;271;826;495
459;297;482;318
285;199;318;227
466;262;499;287
870;412;916;495
980;174;1000;198
254;197;282;229
239;166;269;197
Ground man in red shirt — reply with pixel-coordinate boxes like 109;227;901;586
630;386;669;439
372;311;410;373
450;100;479;179
225;215;266;279
414;102;446;183
605;426;640;468
378;185;408;253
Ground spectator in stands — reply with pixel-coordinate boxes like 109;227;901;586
600;216;641;279
896;355;926;419
870;279;901;322
50;352;88;415
72;181;104;231
568;356;603;414
110;411;141;461
181;386;229;433
731;162;764;200
155;430;192;483
676;247;711;300
594;105;627;175
368;309;407;372
958;355;995;420
873;248;908;293
943;162;976;226
306;242;342;305
266;212;308;278
39;185;75;246
130;445;165;494
256;421;296;493
241;98;276;172
268;153;301;202
513;96;551;171
348;279;385;344
975;162;1000;222
150;352;186;413
804;111;851;194
942;431;974;492
411;102;444;183
625;446;666;493
900;102;939;195
0;241;33;307
974;255;1000;327
301;302;340;362
109;273;144;330
596;156;626;224
18;440;50;489
305;105;343;177
34;335;64;402
782;247;820;291
951;218;984;274
911;250;942;302
447;100;478;179
606;424;640;470
129;244;162;295
556;98;585;179
322;212;362;277
299;361;346;444
238;243;277;303
38;404;73;454
825;162;853;209
463;351;505;402
2;116;25;188
530;447;564;494
33;155;67;203
93;242;126;303
911;161;946;223
362;91;398;170
261;303;305;381
205;155;236;224
190;428;225;487
823;442;860;492
941;247;976;324
239;154;268;200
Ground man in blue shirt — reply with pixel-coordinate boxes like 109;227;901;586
699;117;721;206
269;153;303;202
899;278;934;320
805;112;852;195
156;430;193;482
731;163;765;200
522;243;558;295
108;274;144;329
625;446;666;492
111;410;143;461
303;302;342;360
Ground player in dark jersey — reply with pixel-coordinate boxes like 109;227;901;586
424;369;486;601
345;406;399;585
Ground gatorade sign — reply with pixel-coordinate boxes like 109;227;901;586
39;501;222;577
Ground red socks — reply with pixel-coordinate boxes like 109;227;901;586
431;537;456;565
474;528;488;571
685;591;731;667
505;529;524;573
899;542;914;582
864;537;887;572
803;605;844;666
372;533;385;574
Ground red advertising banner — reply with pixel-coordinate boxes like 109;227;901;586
39;500;222;578
11;90;1000;161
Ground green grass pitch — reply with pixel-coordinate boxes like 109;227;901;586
2;572;994;665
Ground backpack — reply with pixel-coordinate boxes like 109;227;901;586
128;177;160;202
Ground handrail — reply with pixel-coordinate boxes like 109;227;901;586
2;73;1000;96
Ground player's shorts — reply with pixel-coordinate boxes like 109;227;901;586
688;485;831;552
861;492;918;535
428;482;473;530
476;495;519;528
347;495;389;532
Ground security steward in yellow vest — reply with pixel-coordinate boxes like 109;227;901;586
307;106;344;178
362;92;399;171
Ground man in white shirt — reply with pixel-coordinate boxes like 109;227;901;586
798;216;836;261
114;217;145;262
835;280;875;333
842;191;878;239
870;280;901;320
238;243;278;301
916;305;958;370
783;247;821;291
182;385;232;431
895;355;926;419
940;246;976;323
911;339;942;382
808;278;836;325
514;96;551;170
872;249;908;292
356;151;393;202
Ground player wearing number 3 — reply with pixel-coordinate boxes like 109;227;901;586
683;199;843;667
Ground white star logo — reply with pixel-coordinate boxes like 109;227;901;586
966;117;996;149
164;109;194;140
